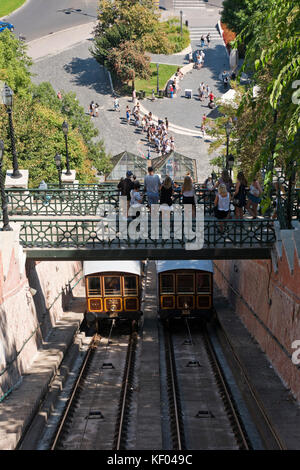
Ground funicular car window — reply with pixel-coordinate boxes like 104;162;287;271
124;276;138;296
177;273;194;293
161;274;174;293
104;276;121;296
196;273;210;293
87;276;101;296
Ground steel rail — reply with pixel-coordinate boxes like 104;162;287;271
164;322;185;450
50;333;101;450
114;322;137;450
202;328;250;450
214;319;287;450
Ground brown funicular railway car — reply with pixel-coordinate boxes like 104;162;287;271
156;260;214;320
84;260;143;322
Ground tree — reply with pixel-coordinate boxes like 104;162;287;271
208;0;300;215
107;41;151;91
92;0;171;69
0;29;32;96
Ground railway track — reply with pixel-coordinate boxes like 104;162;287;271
161;319;253;450
22;320;138;450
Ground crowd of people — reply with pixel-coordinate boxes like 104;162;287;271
205;169;263;232
117;168;263;231
125;101;175;157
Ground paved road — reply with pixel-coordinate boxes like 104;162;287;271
5;0;98;42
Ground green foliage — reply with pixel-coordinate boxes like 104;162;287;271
0;30;32;96
158;18;190;54
0;33;111;187
208;0;300;210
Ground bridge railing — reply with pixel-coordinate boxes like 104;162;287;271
12;217;276;250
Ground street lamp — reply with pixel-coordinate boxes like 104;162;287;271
156;63;159;94
54;153;62;189
0;140;12;231
227;154;234;177
2;84;21;178
180;11;183;38
225;120;233;170
62;120;71;175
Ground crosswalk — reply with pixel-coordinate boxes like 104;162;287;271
189;26;222;42
173;0;206;9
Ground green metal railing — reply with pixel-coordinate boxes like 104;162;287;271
12;217;276;250
4;187;300;220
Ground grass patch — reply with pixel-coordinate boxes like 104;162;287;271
134;63;178;96
0;0;26;17
160;17;190;54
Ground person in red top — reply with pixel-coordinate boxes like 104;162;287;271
209;92;214;102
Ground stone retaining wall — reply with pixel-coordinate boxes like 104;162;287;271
0;231;83;401
214;236;300;401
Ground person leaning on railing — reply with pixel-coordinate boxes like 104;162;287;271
214;183;231;232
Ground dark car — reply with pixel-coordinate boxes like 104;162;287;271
0;21;14;33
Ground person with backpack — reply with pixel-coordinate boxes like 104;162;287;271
119;171;134;212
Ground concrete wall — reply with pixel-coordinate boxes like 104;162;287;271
214;238;300;401
0;229;83;401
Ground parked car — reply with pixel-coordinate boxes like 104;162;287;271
0;21;14;33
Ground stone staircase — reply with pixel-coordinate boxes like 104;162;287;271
174;0;206;9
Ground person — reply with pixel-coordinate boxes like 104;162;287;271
117;177;124;195
201;114;207;134
132;89;137;104
246;177;262;218
151;89;155;101
204;176;214;191
160;175;173;207
215;169;233;192
57;91;62;100
233;171;248;219
114;96;120;112
170;84;174;99
200;35;205;48
130;181;143;207
119;170;134;211
165;117;169;131
144;166;161;206
214;183;231;232
182;175;196;217
206;33;211;47
94;103;99;117
89;101;95;116
208;91;215;108
126;105;131;124
188;51;193;63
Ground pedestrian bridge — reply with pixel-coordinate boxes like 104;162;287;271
4;185;298;261
10;216;276;261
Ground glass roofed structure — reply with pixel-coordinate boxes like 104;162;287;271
106;151;148;181
151;151;197;182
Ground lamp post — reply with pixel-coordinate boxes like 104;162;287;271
180;11;183;38
225;120;233;170
156;63;159;95
54;153;62;189
2;84;21;178
62;120;71;175
227;154;234;178
0;140;12;231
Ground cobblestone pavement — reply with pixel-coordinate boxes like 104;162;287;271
31;5;228;183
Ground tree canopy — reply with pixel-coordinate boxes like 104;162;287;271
0;32;112;187
208;0;300;210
